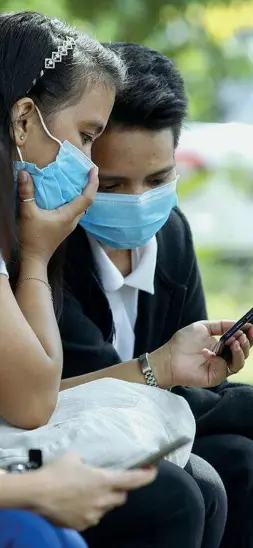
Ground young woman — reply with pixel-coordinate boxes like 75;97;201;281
0;14;157;547
0;10;125;429
0;119;156;548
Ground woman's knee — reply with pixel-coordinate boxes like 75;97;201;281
0;510;86;548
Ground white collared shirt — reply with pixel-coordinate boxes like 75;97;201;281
0;253;8;277
87;234;158;361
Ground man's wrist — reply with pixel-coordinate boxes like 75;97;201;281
149;344;173;389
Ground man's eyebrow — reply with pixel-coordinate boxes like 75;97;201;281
145;164;175;178
98;165;176;181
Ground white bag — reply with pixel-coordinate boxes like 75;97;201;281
0;379;196;469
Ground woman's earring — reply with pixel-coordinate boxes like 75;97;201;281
20;136;24;141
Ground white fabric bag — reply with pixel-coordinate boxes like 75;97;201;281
0;379;196;469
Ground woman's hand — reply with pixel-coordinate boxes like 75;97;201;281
18;168;98;264
31;453;157;531
151;320;253;389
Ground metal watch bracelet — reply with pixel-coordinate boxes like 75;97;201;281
138;353;158;387
138;352;173;391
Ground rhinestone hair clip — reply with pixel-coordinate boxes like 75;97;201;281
27;35;75;94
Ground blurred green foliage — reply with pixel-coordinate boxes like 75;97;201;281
0;0;252;122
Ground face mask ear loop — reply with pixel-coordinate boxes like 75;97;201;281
16;146;24;162
35;105;62;147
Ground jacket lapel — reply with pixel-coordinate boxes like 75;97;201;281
134;230;187;357
65;226;114;343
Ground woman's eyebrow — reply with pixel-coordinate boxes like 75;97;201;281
82;120;105;135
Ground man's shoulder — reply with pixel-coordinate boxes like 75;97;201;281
156;207;196;284
159;207;192;246
158;207;194;259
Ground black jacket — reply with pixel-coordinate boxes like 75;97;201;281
62;208;253;440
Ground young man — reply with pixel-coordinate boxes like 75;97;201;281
61;43;253;547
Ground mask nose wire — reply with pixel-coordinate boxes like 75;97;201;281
16;104;62;163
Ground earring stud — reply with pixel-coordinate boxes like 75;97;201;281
20;136;24;141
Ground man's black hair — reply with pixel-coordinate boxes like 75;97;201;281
103;42;188;147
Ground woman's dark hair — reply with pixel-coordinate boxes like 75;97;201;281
0;11;125;316
0;135;15;263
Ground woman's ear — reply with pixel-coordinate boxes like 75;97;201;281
11;98;36;148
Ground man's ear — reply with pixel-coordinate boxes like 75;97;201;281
11;98;36;148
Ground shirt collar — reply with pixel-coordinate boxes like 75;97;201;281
87;234;157;295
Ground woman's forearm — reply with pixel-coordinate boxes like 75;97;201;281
0;471;42;510
60;347;170;390
0;271;62;428
61;360;144;390
16;256;62;367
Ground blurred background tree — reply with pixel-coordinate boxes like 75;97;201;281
1;0;252;122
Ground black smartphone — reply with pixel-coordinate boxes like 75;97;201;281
216;307;253;363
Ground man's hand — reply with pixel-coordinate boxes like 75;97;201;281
151;320;253;389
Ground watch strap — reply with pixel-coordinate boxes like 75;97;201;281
138;353;158;387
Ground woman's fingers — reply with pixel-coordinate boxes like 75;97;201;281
85;166;99;194
18;171;37;212
107;467;157;491
60;167;99;221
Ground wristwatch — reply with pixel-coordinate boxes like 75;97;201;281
138;353;158;387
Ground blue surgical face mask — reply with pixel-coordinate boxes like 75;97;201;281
14;106;95;210
80;177;179;249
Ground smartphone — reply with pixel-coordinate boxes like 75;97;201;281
216;306;253;363
128;436;190;469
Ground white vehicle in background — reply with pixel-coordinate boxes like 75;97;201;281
175;122;253;255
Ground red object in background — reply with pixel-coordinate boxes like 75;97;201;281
175;150;205;170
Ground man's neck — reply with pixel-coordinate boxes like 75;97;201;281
102;246;132;277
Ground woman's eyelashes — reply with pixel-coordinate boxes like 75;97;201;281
80;132;94;146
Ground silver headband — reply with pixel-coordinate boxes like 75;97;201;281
27;35;75;94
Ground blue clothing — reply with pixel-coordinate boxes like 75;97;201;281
0;509;87;548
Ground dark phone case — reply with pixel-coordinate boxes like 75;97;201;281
217;343;233;365
216;312;253;364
